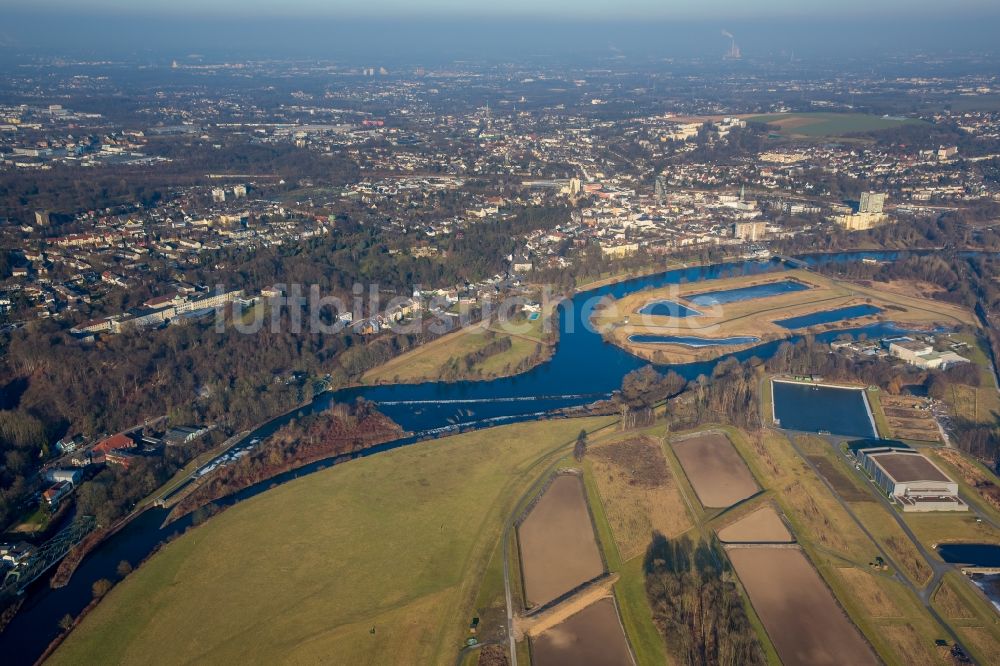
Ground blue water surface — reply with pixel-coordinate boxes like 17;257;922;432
687;279;809;306
628;335;760;348
637;300;702;317
0;250;936;665
775;304;882;330
771;380;876;438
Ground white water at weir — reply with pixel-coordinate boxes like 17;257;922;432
375;393;606;406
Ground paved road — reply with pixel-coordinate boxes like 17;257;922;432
502;514;518;666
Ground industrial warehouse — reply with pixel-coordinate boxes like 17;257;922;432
851;443;967;512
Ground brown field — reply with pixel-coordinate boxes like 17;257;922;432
729;548;878;666
517;474;605;608
589;436;692;560
805;455;873;502
848;502;933;586
591;270;975;364
933;448;1000;516
950;384;980;422
781;480;862;557
530;597;635;666
476;644;509;666
933;581;975;620
880;395;942;442
672;432;758;508
833;568;902;619
881;624;947;666
956;626;1000;661
717;505;794;544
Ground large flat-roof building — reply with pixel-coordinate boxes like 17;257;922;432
732;220;766;241
855;444;966;512
889;338;969;370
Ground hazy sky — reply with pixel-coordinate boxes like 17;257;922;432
2;2;998;60
12;0;1000;19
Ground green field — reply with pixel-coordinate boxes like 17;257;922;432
363;313;551;384
50;416;615;666
748;112;922;138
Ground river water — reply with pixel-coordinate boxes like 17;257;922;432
0;250;928;663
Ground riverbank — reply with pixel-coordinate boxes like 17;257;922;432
167;403;404;524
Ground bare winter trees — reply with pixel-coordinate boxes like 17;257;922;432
644;533;765;666
617;366;687;430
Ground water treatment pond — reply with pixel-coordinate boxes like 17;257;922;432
517;474;604;608
937;543;1000;567
627;334;760;347
637;299;702;317
686;279;809;306
775;304;882;330
771;380;877;438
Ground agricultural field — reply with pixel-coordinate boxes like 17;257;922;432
939;332;1000;425
928;447;1000;521
592;270;974;364
515;468;636;666
48;417;615;666
880;394;942;442
748;112;923;138
724;427;960;665
671;431;758;508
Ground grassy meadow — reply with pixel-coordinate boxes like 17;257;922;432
49;417;615;666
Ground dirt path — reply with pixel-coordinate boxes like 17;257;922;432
514;573;620;639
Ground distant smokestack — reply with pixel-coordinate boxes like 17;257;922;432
721;29;741;59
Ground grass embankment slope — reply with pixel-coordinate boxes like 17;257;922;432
940;331;1000;424
49;416;615;666
363;309;552;385
596;270;975;364
747;112;923;138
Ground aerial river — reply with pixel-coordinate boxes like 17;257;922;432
0;250;922;663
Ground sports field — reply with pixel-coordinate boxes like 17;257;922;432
748;112;922;138
48;416;614;666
